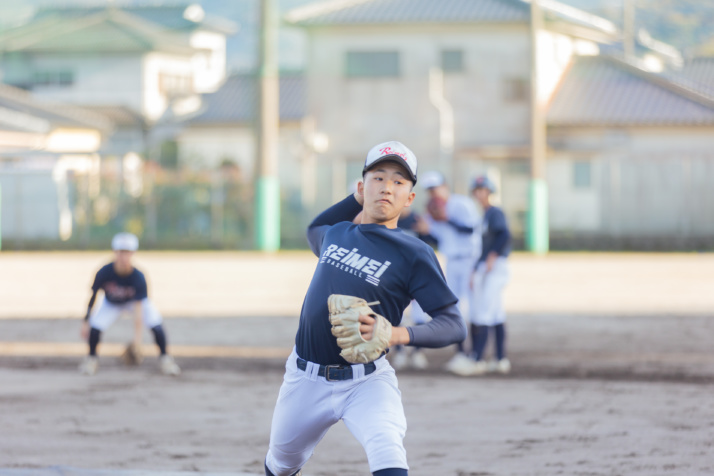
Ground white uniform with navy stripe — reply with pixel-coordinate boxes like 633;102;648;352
424;194;481;321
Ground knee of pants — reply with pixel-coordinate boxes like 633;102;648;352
140;299;163;328
265;446;308;476
363;429;408;472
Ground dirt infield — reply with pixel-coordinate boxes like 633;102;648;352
0;252;713;475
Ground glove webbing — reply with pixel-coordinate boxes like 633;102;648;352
330;300;381;315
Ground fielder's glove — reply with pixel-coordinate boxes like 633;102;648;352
120;342;144;366
328;294;392;364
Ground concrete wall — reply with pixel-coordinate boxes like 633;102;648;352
548;125;714;238
304;24;533;174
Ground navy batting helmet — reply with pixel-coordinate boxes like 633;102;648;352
471;175;496;193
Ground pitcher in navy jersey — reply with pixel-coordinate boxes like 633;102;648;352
78;233;180;376
264;141;467;476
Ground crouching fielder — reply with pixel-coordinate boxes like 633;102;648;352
264;141;467;476
78;232;180;376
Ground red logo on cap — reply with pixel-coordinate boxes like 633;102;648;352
379;147;407;161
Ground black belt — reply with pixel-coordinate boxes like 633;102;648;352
296;357;376;381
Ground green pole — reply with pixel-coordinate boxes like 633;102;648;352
527;0;549;254
254;0;280;251
526;179;549;253
256;176;280;251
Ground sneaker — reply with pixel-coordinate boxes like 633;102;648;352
411;350;429;370
160;355;181;376
445;354;487;377
486;360;499;373
79;356;98;376
496;358;511;374
391;350;409;370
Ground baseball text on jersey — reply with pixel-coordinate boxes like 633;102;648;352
320;244;391;286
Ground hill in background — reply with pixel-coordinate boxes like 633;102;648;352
2;0;713;71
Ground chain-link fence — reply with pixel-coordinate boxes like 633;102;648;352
0;161;312;251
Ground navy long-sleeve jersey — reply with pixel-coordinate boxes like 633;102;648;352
295;195;467;365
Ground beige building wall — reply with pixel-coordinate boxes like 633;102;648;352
300;22;601;234
547;126;714;237
304;25;533;181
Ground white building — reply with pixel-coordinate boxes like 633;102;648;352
285;0;618;235
0;4;237;122
284;0;714;248
547;55;714;248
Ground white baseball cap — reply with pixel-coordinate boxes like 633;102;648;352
363;141;418;184
420;170;445;190
111;232;139;251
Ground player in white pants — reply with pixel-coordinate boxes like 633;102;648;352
415;171;481;373
449;176;512;377
79;232;180;376
471;256;510;371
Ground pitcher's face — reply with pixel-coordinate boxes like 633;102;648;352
359;162;415;227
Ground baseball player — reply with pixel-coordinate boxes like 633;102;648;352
78;232;181;376
450;176;512;376
415;171;481;375
264;141;467;476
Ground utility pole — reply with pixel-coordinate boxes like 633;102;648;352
526;0;549;254
623;0;635;60
255;0;281;251
428;68;455;185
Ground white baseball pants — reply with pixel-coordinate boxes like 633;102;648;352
88;297;163;331
265;348;408;475
446;256;477;322
470;257;509;326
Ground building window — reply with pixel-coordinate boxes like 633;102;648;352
32;70;74;87
58;71;74;86
503;77;529;102
159;73;193;96
441;50;464;73
573;161;592;189
345;51;400;78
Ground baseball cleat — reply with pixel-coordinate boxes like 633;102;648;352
79;356;98;376
445;353;487;377
160;355;181;376
496;358;511;374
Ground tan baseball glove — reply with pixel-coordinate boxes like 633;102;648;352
120;342;144;366
328;294;392;364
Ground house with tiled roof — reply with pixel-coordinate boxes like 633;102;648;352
0;4;237;121
544;54;714;248
0;3;238;246
283;0;713;248
174;73;305;172
284;0;620;235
